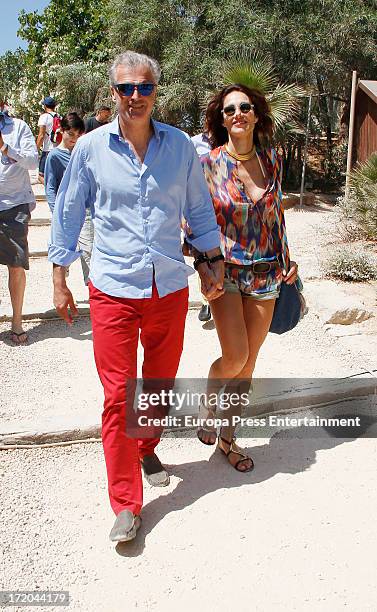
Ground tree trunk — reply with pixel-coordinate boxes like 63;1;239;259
316;74;333;175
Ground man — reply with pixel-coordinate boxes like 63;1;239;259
48;51;224;543
0;101;38;343
84;105;112;133
36;96;59;184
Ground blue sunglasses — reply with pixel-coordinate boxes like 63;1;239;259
114;82;156;97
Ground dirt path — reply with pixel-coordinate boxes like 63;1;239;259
1;199;377;611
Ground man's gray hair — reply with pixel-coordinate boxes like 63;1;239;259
109;51;161;85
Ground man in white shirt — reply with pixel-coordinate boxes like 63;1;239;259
36;96;58;184
191;131;213;322
0;102;39;343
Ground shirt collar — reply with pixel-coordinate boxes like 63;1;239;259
108;116;169;142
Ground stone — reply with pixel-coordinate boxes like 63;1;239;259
304;280;375;325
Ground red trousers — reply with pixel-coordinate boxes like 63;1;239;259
89;281;188;516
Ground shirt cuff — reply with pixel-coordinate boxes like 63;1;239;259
48;243;82;266
5;145;38;169
186;228;221;252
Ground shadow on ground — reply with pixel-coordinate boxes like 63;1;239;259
115;415;375;558
0;316;92;346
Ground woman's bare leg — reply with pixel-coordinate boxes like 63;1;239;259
198;291;249;444
219;297;276;469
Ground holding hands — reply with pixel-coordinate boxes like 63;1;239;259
195;248;225;301
282;260;298;285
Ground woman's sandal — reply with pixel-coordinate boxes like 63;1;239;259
218;436;254;472
197;397;217;446
10;330;28;345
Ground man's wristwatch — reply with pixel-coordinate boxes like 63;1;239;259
194;252;224;271
193;253;208;271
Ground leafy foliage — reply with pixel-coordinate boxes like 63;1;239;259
341;153;377;240
1;0;111;127
1;0;376;187
0;50;26;104
219;51;306;132
324;245;377;281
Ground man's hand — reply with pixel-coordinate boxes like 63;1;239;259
53;265;78;324
282;260;298;285
197;247;224;301
198;263;224;301
0;131;7;155
36;126;46;151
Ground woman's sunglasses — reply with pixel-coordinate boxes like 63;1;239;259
114;83;156;97
222;102;254;117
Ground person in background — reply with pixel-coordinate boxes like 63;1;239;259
85;105;112;133
191;130;212;322
36;96;59;184
44;112;93;285
0;100;38;343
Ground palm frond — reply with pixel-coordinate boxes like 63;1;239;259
268;83;306;129
350;152;377;189
218;50;306;132
220;51;278;94
345;153;377;240
274;120;306;144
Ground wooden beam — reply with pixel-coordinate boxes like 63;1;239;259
345;71;358;199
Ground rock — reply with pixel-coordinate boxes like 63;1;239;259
325;305;372;325
282;192;315;209
304;280;375;325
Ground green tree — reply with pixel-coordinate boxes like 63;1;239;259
4;0;110;124
18;0;109;65
0;49;26;103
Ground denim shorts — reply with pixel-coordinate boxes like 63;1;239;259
39;150;49;176
223;262;282;300
0;203;31;269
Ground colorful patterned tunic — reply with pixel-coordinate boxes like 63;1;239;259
200;145;291;296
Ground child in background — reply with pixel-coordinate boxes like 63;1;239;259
45;112;93;285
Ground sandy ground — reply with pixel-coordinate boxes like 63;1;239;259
2;415;377;612
1;199;377;610
1;304;376;433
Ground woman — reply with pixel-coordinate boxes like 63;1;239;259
45;112;93;285
195;84;298;471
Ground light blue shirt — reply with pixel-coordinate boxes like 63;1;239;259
44;146;71;212
0;114;39;211
48;117;220;298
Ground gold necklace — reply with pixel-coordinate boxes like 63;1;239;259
225;144;256;162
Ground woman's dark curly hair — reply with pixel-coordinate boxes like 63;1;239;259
205;84;273;149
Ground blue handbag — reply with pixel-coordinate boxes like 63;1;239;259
269;278;304;334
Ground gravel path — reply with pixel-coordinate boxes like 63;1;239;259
2;416;377;612
1;303;376;432
1;200;377;611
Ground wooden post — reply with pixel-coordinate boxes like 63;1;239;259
300;94;312;206
345;71;357;199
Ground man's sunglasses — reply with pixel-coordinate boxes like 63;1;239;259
222;102;254;117
114;83;156;97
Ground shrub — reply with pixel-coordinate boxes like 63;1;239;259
323;141;347;186
323;246;377;282
340;153;377;241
